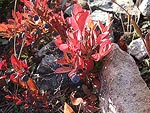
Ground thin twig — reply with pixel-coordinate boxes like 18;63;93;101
78;104;82;113
127;15;129;32
18;39;26;59
119;13;125;33
111;0;146;41
13;0;18;57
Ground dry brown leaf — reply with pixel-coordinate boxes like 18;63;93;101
70;92;83;105
145;33;150;57
64;102;75;113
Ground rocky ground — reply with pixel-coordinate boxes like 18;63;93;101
1;0;150;113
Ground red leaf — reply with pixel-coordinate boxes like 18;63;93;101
70;92;83;105
99;39;112;57
11;55;28;76
96;32;110;45
18;79;27;88
11;55;20;68
55;66;72;73
78;57;84;69
10;74;18;83
57;58;68;65
27;78;38;91
0;23;7;32
91;53;101;61
16;99;22;105
67;16;79;31
25;34;34;46
85;58;94;72
64;102;75;113
58;44;69;52
73;4;83;16
97;21;105;33
0;75;7;80
54;35;62;47
77;11;90;34
0;60;7;70
10;74;27;88
5;95;13;99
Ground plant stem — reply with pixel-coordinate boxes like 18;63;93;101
13;0;18;57
78;104;81;113
18;39;26;60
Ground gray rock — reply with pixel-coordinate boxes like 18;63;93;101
36;54;58;74
36;41;63;74
36;41;71;94
89;0;140;15
90;10;112;23
99;43;150;113
37;73;70;94
127;38;147;60
139;0;150;16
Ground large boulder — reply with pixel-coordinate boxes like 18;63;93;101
99;43;150;113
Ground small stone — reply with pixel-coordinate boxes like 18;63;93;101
139;0;150;16
127;38;147;60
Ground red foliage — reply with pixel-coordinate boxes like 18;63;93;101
11;55;28;77
0;0;112;112
55;4;112;79
0;60;7;70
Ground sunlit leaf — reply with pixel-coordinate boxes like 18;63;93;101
0;75;7;80
0;24;7;32
99;39;112;57
96;32;110;45
91;53;100;61
88;18;96;30
77;11;90;34
58;44;69;52
70;92;83;105
67;17;79;31
97;21;105;33
72;4;83;16
27;77;38;91
64;102;75;113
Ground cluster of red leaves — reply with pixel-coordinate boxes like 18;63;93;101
0;0;112;112
0;0;69;47
0;55;39;106
55;4;112;79
0;0;67;109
